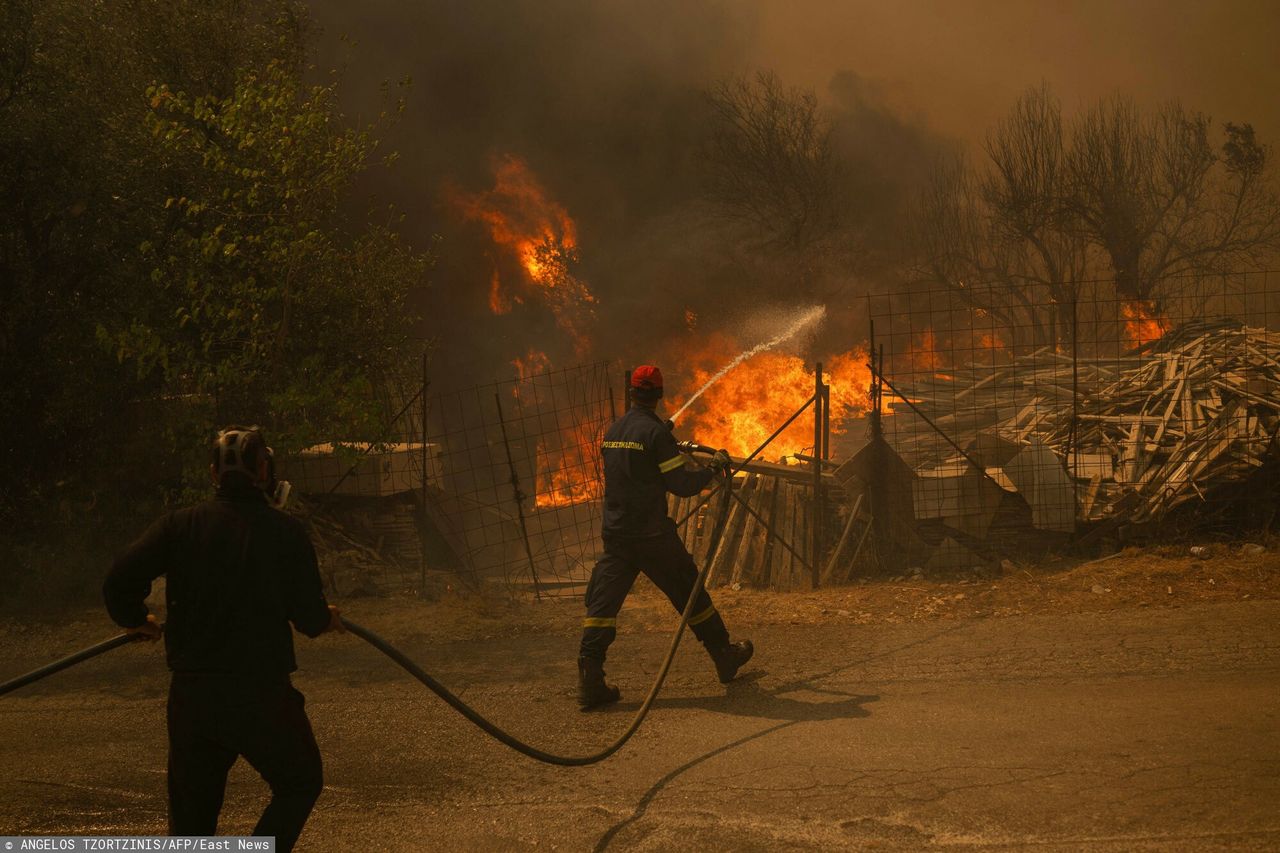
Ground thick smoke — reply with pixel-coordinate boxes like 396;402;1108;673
305;0;948;384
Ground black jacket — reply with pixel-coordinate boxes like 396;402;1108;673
103;483;331;677
601;405;714;538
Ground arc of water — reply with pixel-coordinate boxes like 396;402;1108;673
670;304;827;423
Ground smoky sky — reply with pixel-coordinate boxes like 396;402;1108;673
755;0;1280;149
305;0;1280;385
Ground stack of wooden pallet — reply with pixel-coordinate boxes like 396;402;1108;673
667;460;866;590
889;319;1280;527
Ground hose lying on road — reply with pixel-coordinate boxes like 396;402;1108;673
0;560;713;767
0;475;734;767
0;427;774;766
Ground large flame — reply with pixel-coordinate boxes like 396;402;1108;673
670;333;872;460
1122;300;1170;349
450;155;596;356
508;355;604;509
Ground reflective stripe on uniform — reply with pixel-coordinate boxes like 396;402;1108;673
582;617;618;628
688;605;717;626
602;440;645;451
658;454;686;473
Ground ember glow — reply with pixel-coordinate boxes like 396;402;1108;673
906;329;944;373
488;269;511;315
1122;300;1170;349
449;155;597;355
511;348;551;384
901;329;954;380
670;333;872;460
978;331;1007;352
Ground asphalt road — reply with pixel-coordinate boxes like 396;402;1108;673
1;600;1278;851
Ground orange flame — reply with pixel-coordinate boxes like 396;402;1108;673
532;421;603;509
508;354;603;509
449;155;596;355
1122;301;1169;349
488;268;511;315
902;329;953;380
512;348;551;383
670;334;872;460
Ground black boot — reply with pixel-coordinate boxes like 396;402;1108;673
577;657;621;710
707;639;754;684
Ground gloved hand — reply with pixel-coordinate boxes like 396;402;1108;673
323;605;346;635
126;614;163;642
707;449;732;476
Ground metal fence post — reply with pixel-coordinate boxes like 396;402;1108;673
494;392;543;600
420;349;430;597
812;361;824;589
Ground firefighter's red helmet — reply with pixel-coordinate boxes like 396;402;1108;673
630;365;663;391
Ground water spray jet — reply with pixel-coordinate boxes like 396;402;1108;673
670;304;827;423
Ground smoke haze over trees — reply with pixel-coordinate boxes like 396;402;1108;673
3;0;1278;598
307;0;1278;371
307;0;952;374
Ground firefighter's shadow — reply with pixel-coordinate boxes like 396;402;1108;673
618;673;878;722
592;685;872;853
594;625;968;851
592;687;876;852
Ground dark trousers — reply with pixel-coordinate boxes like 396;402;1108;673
167;674;323;852
580;520;730;662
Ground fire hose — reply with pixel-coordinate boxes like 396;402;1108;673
0;449;741;768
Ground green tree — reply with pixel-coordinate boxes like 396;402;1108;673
0;0;427;533
103;62;424;464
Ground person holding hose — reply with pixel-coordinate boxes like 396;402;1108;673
103;425;341;852
578;365;754;710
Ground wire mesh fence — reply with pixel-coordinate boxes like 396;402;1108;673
282;360;618;597
867;270;1280;561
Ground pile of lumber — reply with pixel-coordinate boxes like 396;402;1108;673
889;319;1280;528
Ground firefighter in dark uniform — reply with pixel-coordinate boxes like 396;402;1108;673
103;426;341;852
578;365;754;709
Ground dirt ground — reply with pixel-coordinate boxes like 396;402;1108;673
1;543;1278;851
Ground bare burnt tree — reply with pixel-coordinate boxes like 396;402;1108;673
702;71;840;251
912;85;1280;347
914;87;1090;348
1066;99;1280;302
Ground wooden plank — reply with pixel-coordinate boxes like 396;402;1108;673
730;474;763;587
821;492;863;586
726;457;838;485
755;477;780;584
757;477;780;588
1079;474;1103;520
777;483;796;590
1151;375;1184;446
795;483;811;590
691;488;718;567
710;474;754;586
